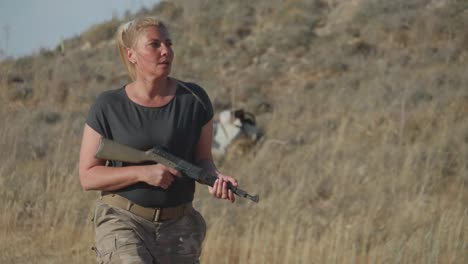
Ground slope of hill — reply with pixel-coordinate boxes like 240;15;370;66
0;0;467;263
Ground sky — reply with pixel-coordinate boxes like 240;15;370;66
0;0;160;58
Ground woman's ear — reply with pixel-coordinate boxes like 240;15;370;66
126;48;136;64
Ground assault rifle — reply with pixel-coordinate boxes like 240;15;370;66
95;138;259;203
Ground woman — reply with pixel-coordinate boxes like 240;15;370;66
79;17;238;263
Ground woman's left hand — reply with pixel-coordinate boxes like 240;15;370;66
208;174;238;203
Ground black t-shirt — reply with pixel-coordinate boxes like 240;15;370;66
86;80;213;208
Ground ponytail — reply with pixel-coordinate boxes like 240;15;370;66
116;22;136;81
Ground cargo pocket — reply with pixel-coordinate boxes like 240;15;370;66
92;200;154;263
93;234;116;263
95;235;152;264
193;209;207;242
161;208;206;260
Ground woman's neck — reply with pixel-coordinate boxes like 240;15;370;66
133;76;171;99
126;76;176;107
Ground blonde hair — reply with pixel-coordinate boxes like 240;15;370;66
116;17;169;81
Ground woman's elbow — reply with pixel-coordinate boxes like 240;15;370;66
79;170;94;191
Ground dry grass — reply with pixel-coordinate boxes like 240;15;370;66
0;0;467;263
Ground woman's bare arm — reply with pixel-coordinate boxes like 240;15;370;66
79;124;180;191
195;119;238;202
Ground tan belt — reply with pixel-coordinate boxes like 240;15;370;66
100;192;190;222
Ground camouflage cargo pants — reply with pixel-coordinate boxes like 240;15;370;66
92;199;206;264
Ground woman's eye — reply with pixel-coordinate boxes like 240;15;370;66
148;41;172;48
150;42;161;48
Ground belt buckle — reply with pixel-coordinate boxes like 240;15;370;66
153;208;162;222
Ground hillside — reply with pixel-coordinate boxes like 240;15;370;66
0;0;467;263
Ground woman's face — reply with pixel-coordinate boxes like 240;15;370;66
128;26;174;79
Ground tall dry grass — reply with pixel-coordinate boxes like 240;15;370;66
1;81;465;263
198;98;467;263
0;0;467;263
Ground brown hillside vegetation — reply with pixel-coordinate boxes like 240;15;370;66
0;0;467;263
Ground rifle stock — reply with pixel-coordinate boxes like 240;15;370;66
95;138;259;203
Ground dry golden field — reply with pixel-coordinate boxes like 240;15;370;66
0;0;467;263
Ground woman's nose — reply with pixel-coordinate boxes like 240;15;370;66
161;44;171;56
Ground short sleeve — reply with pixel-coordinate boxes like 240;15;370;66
85;93;109;136
184;82;214;125
196;85;214;125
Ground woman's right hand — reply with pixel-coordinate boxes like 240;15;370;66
139;164;181;189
